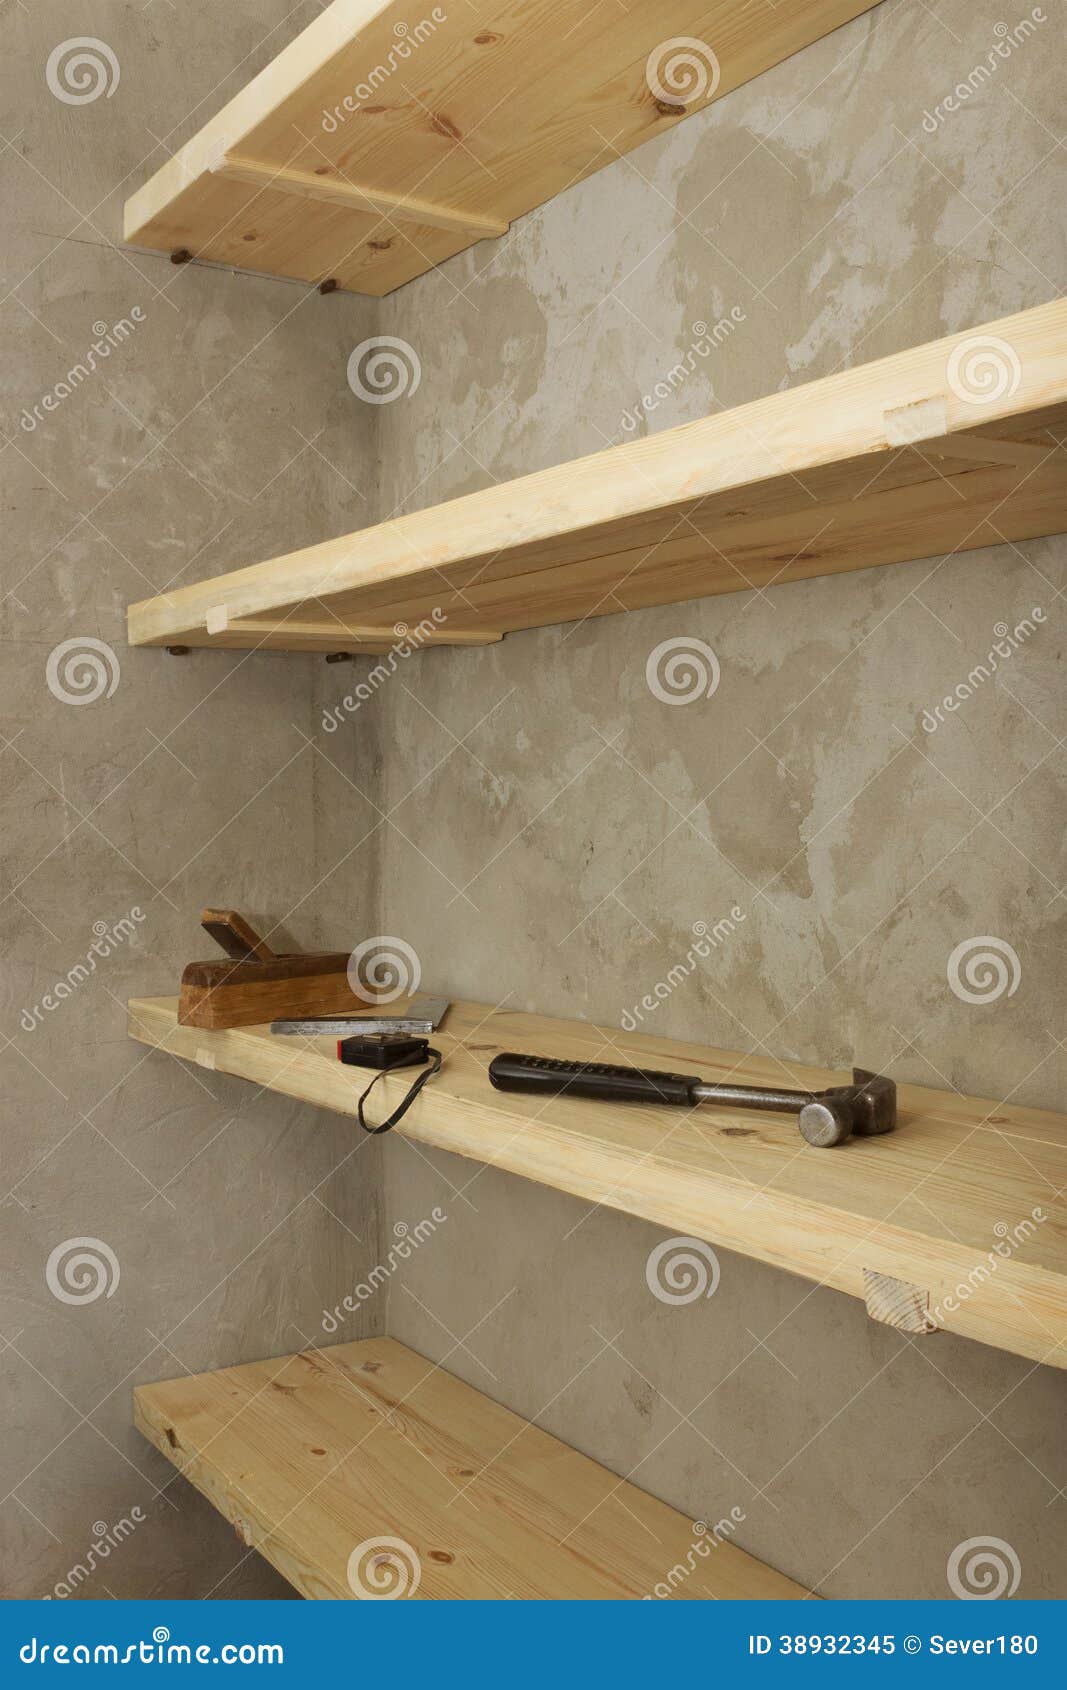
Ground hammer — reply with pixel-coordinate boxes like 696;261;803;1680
487;1054;897;1148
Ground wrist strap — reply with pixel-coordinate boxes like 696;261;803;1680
356;1047;442;1135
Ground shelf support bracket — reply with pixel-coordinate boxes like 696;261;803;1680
862;1268;938;1335
215;156;508;240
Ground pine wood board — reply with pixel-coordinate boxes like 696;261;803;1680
134;1337;807;1599
124;0;882;297
127;299;1067;651
127;997;1067;1371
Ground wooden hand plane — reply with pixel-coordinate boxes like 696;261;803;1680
178;909;375;1030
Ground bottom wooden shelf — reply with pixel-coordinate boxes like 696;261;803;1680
135;1337;807;1600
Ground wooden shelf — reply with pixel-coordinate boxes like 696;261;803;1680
128;997;1067;1372
135;1336;808;1599
127;299;1067;653
123;0;880;298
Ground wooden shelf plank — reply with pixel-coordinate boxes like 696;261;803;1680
127;299;1067;652
123;0;881;297
128;997;1067;1372
134;1336;808;1599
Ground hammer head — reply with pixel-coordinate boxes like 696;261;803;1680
847;1066;897;1136
797;1067;897;1148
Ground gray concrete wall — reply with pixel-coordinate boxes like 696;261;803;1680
365;0;1067;1599
1;2;383;1598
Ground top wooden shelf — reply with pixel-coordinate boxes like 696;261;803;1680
128;995;1067;1373
123;0;881;298
127;299;1067;653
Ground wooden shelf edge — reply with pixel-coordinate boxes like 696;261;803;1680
133;1336;810;1599
126;298;1067;652
127;997;1067;1373
122;1;884;297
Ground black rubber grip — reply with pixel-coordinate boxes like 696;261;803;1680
488;1052;699;1107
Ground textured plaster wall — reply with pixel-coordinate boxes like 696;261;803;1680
362;0;1067;1599
1;3;383;1598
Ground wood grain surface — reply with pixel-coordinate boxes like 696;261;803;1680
135;1336;809;1599
128;996;1067;1370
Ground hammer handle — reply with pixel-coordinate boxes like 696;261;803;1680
692;1081;815;1113
489;1052;699;1107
